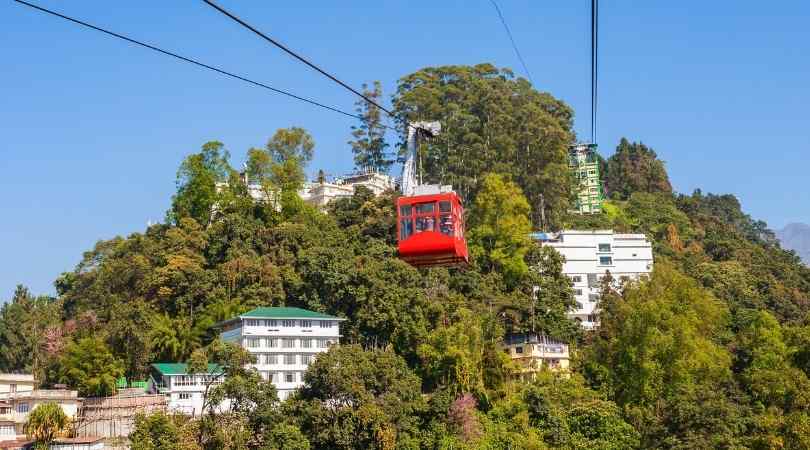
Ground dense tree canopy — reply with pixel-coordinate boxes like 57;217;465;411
604;138;672;200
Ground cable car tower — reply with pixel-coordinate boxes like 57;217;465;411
396;122;469;267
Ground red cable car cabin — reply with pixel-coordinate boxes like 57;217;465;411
396;191;469;267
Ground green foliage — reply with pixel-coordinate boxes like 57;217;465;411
0;285;59;380
55;336;124;397
393;63;574;227
604;138;672;200
130;411;197;450
291;345;425;450
467;173;533;284
170;141;234;226
24;402;69;448
349;81;392;173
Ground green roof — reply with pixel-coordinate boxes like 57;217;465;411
151;363;222;376
240;307;343;320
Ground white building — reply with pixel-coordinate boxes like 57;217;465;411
533;230;654;330
0;375;80;440
218;307;344;400
147;363;223;417
299;171;395;209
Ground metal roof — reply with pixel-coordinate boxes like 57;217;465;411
239;307;343;320
150;363;222;376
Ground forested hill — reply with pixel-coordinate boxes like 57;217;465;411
4;64;810;449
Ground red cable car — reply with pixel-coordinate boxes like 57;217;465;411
396;121;469;268
396;191;469;267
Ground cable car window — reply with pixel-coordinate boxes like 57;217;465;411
416;216;436;233
439;201;451;213
400;219;413;240
399;205;412;217
440;215;453;236
415;203;434;214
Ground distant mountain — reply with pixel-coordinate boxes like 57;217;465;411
777;223;810;264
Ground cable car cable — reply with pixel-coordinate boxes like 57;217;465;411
202;0;397;118
489;0;534;85
11;0;371;124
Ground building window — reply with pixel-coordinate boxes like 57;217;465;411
515;346;523;354
9;384;16;393
245;337;262;348
317;339;330;349
300;320;312;328
599;256;613;266
282;338;296;348
589;294;600;302
0;425;14;436
300;338;312;348
319;320;332;328
17;403;29;414
598;243;611;252
262;354;278;365
267;338;278;348
284;354;296;365
570;276;582;283
301;355;313;365
268;319;278;327
282;320;295;328
574;288;583;296
175;375;195;387
284;373;296;383
178;393;192;400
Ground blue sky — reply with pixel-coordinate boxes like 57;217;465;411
2;1;809;298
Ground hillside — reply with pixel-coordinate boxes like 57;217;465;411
3;64;810;449
777;222;810;264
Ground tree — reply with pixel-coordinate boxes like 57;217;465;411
24;402;69;449
265;127;314;193
290;345;425;450
170;141;234;225
393;63;574;227
467;173;533;284
604;138;672;200
349;81;392;173
0;285;59;379
130;411;200;450
55;337;124;397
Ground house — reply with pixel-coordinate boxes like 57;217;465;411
502;333;570;380
0;379;79;440
74;389;166;439
147;364;223;417
533;230;654;329
217;307;345;400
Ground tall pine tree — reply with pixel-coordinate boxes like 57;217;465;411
349;81;392;173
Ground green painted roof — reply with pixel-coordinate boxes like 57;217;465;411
151;363;222;376
240;307;343;320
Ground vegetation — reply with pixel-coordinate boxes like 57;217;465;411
4;63;810;448
24;402;69;449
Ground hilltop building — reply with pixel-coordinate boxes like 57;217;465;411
147;364;223;416
533;230;654;329
225;170;395;211
569;144;604;214
502;334;570;379
218;307;344;400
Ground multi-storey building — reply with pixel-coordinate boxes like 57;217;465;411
0;375;80;440
502;334;570;380
147;363;223;416
218;307;344;400
533;230;654;330
569;143;604;214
